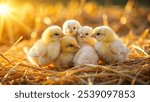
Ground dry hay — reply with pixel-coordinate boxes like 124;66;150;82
0;1;150;85
0;36;150;85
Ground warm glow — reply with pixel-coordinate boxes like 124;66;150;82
0;4;9;15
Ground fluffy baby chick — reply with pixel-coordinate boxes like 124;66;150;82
27;25;63;67
63;19;81;38
73;26;99;66
77;26;97;47
93;26;129;64
55;36;80;68
73;46;99;66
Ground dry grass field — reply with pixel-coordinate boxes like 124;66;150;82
0;0;150;85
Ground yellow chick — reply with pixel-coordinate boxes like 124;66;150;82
62;19;81;38
27;25;63;67
93;26;129;64
73;26;99;66
55;36;80;68
77;26;97;47
73;46;99;66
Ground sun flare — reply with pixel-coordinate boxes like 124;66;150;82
0;4;10;16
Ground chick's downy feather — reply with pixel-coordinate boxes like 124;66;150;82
73;26;99;66
77;26;97;47
73;46;99;66
63;19;81;38
93;26;129;64
27;25;63;66
55;36;80;67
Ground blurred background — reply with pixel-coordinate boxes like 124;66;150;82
0;0;150;45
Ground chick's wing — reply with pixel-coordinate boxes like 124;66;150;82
110;39;128;55
28;40;47;57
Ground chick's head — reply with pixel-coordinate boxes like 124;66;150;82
78;26;93;39
61;36;80;53
93;26;117;42
63;19;81;37
42;25;63;43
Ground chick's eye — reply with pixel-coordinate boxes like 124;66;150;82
97;33;100;35
54;33;59;36
68;44;73;47
73;27;76;30
85;33;89;35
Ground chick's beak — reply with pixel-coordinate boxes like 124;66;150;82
91;34;96;38
61;33;65;37
76;45;80;49
59;34;64;41
69;28;73;33
79;34;84;38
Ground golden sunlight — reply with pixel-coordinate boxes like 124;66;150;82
0;4;10;16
